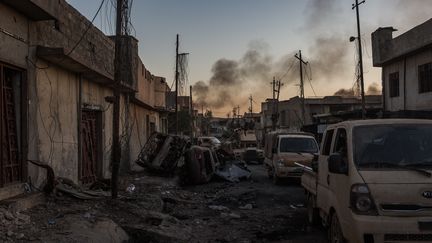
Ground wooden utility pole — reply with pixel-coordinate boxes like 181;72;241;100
295;50;308;125
175;34;179;134
111;0;126;199
352;0;366;119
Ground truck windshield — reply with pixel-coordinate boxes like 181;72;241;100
354;124;432;168
279;137;318;153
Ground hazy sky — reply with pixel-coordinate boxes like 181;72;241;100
67;0;432;116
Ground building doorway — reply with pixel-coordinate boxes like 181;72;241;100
0;65;23;187
80;110;102;184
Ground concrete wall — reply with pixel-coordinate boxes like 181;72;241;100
383;49;432;111
27;59;115;186
372;19;432;66
0;0;168;199
136;61;155;106
0;3;29;68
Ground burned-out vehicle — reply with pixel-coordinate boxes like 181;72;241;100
135;132;189;175
181;146;219;185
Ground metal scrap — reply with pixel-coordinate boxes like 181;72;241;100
135;132;189;174
215;162;252;183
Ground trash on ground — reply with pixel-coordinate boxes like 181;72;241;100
239;204;253;210
214;162;252;183
208;205;229;211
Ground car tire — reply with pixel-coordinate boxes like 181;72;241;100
307;195;320;226
328;213;346;243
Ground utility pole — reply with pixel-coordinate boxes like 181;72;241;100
190;85;193;138
352;0;366;119
295;50;308;125
248;95;253;115
175;34;179;134
271;77;276;131
270;77;283;131
111;0;127;199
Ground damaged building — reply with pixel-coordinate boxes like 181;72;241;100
0;0;169;200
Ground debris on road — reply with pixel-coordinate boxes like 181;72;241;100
215;162;252;183
55;177;110;200
208;205;229;211
239;204;253;210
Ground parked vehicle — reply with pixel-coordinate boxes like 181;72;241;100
264;132;319;184
301;119;432;243
243;147;264;164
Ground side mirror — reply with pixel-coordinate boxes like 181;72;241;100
328;153;348;175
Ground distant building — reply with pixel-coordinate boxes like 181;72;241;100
372;18;432;113
261;95;382;133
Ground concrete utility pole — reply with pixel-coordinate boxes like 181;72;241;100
295;50;308;125
353;0;366;119
111;0;127;199
175;34;179;134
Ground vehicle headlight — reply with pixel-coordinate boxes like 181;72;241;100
350;184;377;215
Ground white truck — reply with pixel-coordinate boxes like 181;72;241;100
302;119;432;243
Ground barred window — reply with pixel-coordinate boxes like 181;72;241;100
389;72;399;98
419;63;432;93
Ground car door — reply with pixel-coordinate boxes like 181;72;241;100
328;126;352;225
317;128;335;212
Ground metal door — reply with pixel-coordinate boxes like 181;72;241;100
1;66;22;187
80;110;101;184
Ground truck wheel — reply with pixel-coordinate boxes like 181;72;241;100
329;213;346;243
307;195;320;226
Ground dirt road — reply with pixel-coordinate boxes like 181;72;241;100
173;164;328;242
3;164;327;242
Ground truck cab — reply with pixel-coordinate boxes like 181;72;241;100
303;119;432;243
264;132;319;184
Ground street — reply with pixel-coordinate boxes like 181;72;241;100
177;164;327;242
0;164;327;242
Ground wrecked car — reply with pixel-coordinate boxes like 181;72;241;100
181;146;219;185
135;132;189;175
197;136;222;149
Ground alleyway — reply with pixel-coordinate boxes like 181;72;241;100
0;164;327;243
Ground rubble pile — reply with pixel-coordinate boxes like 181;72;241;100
0;207;31;242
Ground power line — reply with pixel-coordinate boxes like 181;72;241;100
65;0;106;57
278;58;296;81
